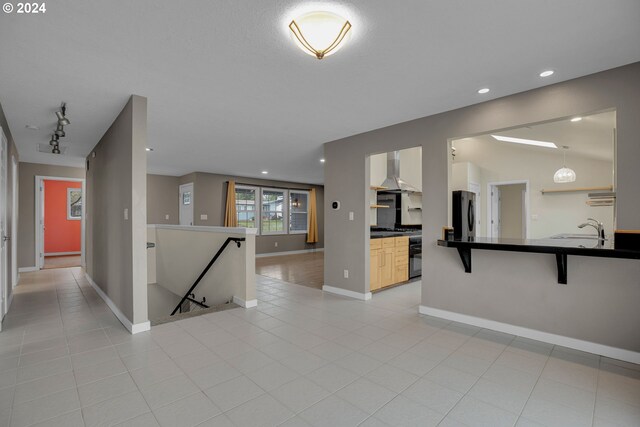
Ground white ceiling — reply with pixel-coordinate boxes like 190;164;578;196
1;1;639;184
456;110;616;162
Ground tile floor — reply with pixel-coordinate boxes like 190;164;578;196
0;267;639;427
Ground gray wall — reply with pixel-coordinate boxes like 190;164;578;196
17;163;85;268
86;95;148;326
152;171;325;254
324;62;640;352
0;101;20;312
147;174;179;225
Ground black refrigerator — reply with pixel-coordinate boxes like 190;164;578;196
452;190;476;239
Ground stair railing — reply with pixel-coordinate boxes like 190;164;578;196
170;237;245;316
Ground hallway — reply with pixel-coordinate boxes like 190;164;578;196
0;269;638;427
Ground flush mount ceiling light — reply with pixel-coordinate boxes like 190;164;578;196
289;11;352;59
571;117;582;122
320;158;325;163
261;170;269;174
146;147;154;152
477;88;490;94
539;70;555;77
25;124;39;130
491;134;558;149
554;146;576;183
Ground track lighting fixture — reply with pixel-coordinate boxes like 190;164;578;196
49;134;59;145
56;103;70;126
55;124;65;137
52;145;61;154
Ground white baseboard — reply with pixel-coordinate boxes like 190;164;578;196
18;266;37;273
256;248;324;258
85;273;150;334
419;305;640;365
323;285;372;301
45;251;81;256
233;296;258;308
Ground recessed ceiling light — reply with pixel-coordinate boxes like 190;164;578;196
261;170;268;174
320;158;325;163
477;88;490;94
539;70;554;77
146;148;154;151
25;125;39;130
570;117;582;122
491;135;558;149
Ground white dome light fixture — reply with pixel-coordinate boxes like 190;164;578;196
289;11;352;59
554;146;577;183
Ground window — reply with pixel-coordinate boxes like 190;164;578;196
182;191;191;205
289;190;309;233
235;186;258;228
261;188;287;234
67;188;82;220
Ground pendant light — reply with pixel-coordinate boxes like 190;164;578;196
554;146;576;183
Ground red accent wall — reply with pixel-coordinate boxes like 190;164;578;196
44;180;82;254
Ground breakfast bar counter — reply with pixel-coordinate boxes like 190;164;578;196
437;237;640;284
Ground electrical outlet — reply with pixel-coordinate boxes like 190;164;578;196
165;214;170;220
200;214;208;220
349;212;354;221
343;269;349;279
274;242;278;247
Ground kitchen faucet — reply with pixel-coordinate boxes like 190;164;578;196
578;218;605;243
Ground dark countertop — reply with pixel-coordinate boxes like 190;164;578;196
437;237;640;259
371;231;421;239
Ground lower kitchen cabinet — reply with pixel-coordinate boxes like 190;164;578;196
370;237;409;291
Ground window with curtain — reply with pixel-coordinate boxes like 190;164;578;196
289;190;309;233
261;188;287;234
235;186;258;228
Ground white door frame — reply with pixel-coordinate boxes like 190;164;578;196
35;176;86;270
0;127;8;323
11;155;18;288
179;183;194;226
486;180;530;239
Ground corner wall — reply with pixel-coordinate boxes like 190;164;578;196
85;95;148;331
324;62;640;355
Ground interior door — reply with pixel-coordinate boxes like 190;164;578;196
490;185;501;238
11;156;17;288
179;183;194;226
0;128;8;320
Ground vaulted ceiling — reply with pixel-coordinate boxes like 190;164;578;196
1;0;639;183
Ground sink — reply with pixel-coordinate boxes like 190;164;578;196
549;233;607;240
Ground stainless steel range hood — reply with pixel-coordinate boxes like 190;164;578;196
380;151;421;193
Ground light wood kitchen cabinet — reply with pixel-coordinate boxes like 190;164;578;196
370;236;410;291
380;247;395;287
370;242;381;290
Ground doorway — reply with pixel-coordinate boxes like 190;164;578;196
1;127;8;321
11;156;18;288
35;176;85;270
179;183;194;226
488;181;529;239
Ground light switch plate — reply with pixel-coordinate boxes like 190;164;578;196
165;214;170;220
343;269;349;279
200;214;208;220
124;208;128;220
349;212;354;221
